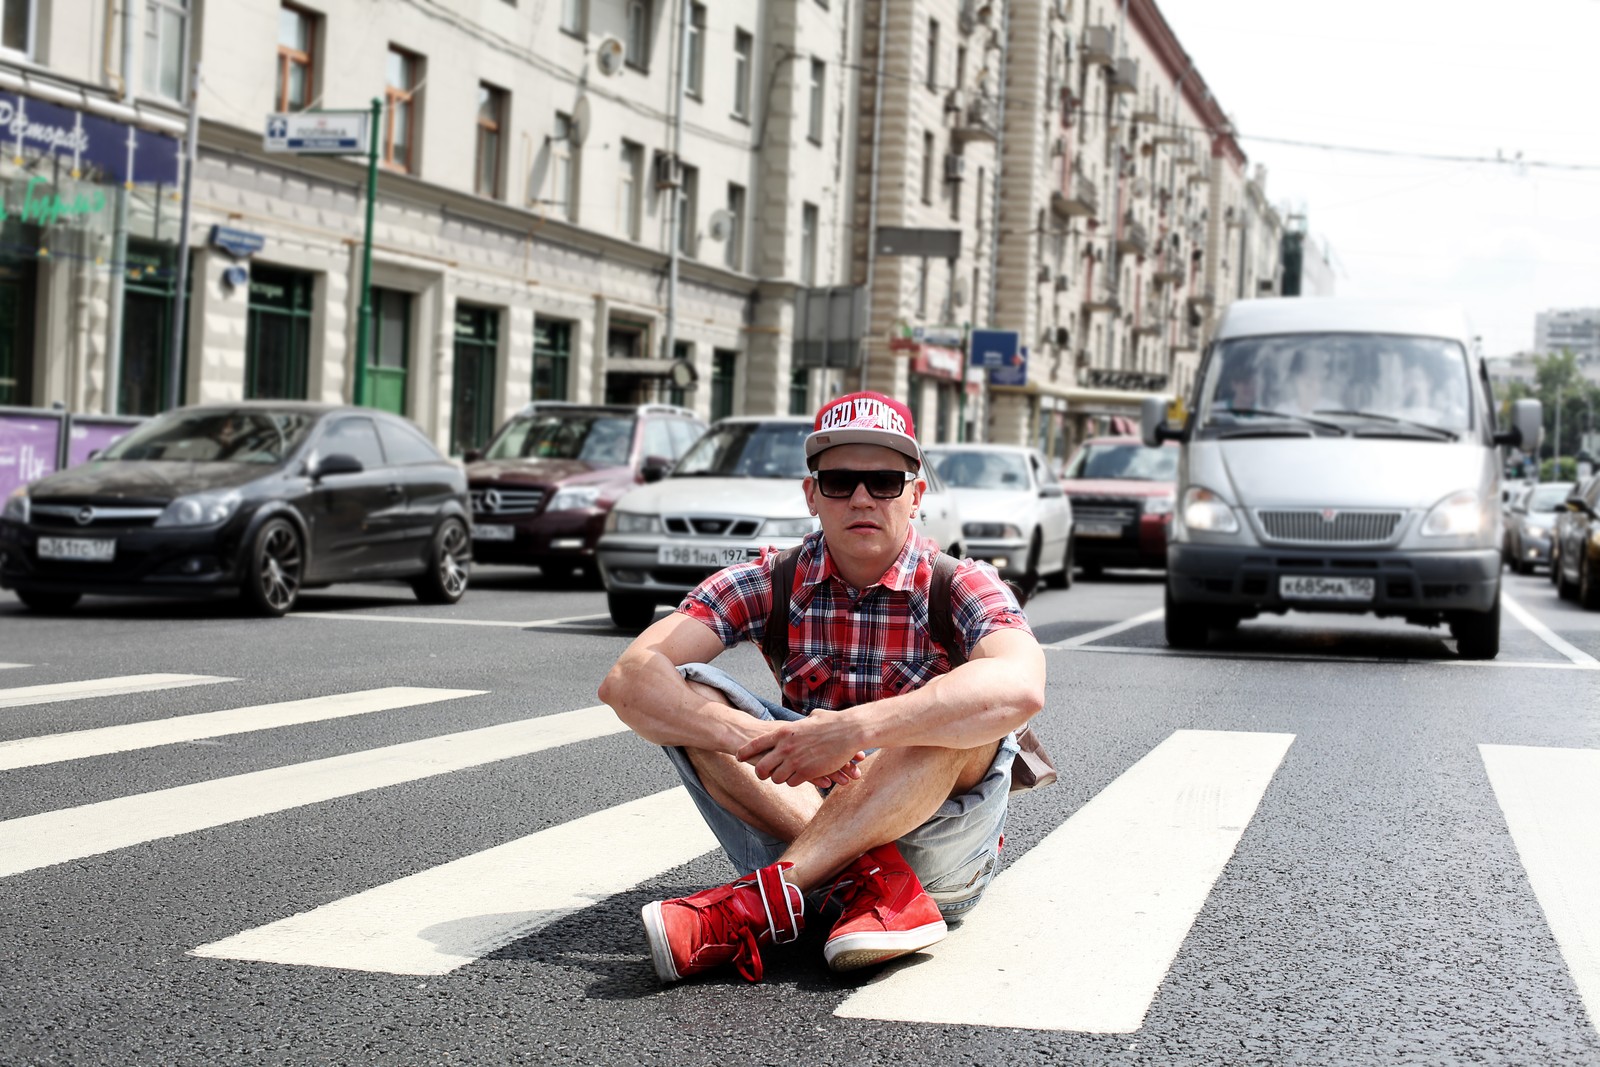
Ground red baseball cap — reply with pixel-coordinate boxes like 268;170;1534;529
804;391;922;469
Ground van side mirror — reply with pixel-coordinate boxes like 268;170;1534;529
1140;396;1181;447
1494;398;1542;449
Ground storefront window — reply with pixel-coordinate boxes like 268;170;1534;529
118;240;179;416
368;287;410;414
0;240;37;406
451;303;499;455
245;265;313;400
532;318;571;402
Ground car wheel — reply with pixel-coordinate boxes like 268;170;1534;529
1581;555;1600;611
242;517;303;617
607;591;658;631
1047;532;1074;589
1558;552;1579;600
15;588;81;613
1164;582;1209;650
413;519;471;604
1451;591;1501;660
1549;546;1561;585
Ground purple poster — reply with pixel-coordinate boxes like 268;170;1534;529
67;418;141;468
0;412;63;501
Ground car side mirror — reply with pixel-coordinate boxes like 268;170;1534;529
641;456;672;483
311;452;364;480
1039;484;1063;498
1494;398;1543;448
1141;396;1182;447
462;449;482;463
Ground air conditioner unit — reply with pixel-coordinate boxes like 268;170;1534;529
1037;265;1053;284
1053;325;1071;346
944;153;967;181
1054;274;1072;293
654;152;683;189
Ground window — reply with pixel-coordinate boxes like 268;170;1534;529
732;29;752;120
276;4;316;111
808;59;825;144
559;0;585;35
926;17;939;91
384;47;422;172
955;45;967;92
625;0;651;70
367;287;411;413
533;318;572;401
949;156;960;222
800;202;818;286
549;113;577;218
789;367;809;416
476;84;506;199
1;0;34;55
245;266;313;400
451;304;500;456
619;141;643;240
143;0;188;100
975;167;986;236
917;258;929;318
685;3;705;97
322;417;387;470
921;131;934;205
377;419;443;465
677;163;699;257
711;349;737;421
725;183;745;271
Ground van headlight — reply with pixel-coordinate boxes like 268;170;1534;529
1182;487;1238;533
763;517;816;537
1421;490;1485;537
547;486;602;512
3;487;27;524
155;490;241;527
607;510;661;534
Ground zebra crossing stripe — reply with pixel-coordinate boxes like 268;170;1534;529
835;729;1295;1033
0;664;29;671
0;687;487;771
0;704;629;879
1480;743;1600;1029
0;674;234;709
191;788;718;974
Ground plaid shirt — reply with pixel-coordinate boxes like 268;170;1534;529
678;529;1032;715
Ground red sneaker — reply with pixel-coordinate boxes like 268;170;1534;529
641;861;804;983
822;843;948;972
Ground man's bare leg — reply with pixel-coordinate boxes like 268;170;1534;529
680;680;823;843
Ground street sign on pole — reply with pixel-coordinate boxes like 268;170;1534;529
264;111;371;155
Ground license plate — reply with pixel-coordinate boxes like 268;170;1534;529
37;536;116;562
657;544;747;567
1075;522;1124;539
472;524;515;542
1280;575;1375;602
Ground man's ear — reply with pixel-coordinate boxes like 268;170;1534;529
803;474;818;514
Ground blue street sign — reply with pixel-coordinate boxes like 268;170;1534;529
989;345;1029;387
969;328;1019;368
209;225;265;258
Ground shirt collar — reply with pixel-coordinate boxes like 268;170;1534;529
806;527;925;593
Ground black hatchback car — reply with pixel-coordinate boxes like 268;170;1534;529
0;402;471;615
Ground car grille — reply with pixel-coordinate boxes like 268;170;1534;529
30;502;164;529
470;488;546;516
1256;509;1404;544
1071;497;1141;524
664;516;763;538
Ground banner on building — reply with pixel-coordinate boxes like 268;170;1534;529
0;91;180;185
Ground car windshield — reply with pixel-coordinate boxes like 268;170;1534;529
1064;443;1177;481
484;413;635;465
1528;484;1575;512
927;450;1030;490
1199;333;1473;434
672;421;812;478
101;409;315;464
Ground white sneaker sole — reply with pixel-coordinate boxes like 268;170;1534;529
823;919;949;972
641;901;682;983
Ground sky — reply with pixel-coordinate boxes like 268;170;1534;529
1153;0;1600;358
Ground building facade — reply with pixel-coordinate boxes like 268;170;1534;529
1535;308;1600;362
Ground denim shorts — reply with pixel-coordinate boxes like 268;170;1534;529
664;662;1019;921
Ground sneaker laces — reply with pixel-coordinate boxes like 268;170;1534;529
690;890;768;982
821;861;893;921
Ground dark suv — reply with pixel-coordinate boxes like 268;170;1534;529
464;403;705;580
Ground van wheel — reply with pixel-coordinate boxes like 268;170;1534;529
607;591;658;631
1047;533;1075;589
1451;593;1501;660
16;588;81;613
1164;583;1209;650
413;519;471;604
1581;556;1600;611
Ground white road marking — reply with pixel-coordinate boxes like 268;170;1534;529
288;611;614;629
0;687;486;772
0;674;234;709
1502;592;1598;666
0;704;629;879
836;729;1295;1033
0;663;28;670
1480;743;1600;1032
191;789;717;974
1051;645;1598;671
519;612;615;628
1046;609;1164;649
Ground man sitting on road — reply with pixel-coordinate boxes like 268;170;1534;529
598;391;1046;984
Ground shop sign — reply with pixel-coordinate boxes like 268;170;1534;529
970;329;1027;387
1084;368;1169;392
911;346;964;381
264;111;371;155
4;175;107;227
0;91;180;184
888;321;965;353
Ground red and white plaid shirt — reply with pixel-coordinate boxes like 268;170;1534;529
678;529;1032;714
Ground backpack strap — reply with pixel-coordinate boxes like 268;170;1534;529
928;552;969;667
761;545;804;669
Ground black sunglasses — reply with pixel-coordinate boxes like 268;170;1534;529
813;468;917;499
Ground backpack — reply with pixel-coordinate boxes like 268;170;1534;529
758;544;1056;791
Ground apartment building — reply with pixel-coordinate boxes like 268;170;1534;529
1535;308;1600;362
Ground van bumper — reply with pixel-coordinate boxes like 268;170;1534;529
1167;543;1501;617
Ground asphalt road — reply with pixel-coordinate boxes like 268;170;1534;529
2;562;1597;1067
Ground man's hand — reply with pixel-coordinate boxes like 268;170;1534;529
736;710;867;788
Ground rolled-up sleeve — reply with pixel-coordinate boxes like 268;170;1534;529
677;560;771;648
950;560;1033;658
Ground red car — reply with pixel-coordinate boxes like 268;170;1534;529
1059;436;1179;576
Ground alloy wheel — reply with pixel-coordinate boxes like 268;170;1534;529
439;522;470;597
258;524;302;612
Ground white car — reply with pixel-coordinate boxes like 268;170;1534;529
597;416;965;628
924;444;1075;588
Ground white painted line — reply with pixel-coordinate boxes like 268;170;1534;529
192;789;717;974
1050;645;1597;671
0;674;234;709
1480;744;1600;1031
836;729;1295;1033
289;613;531;628
1046;609;1164;649
1502;592;1598;666
0;687;486;772
0;663;29;670
519;612;616;628
0;704;629;879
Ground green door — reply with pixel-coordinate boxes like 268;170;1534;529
367;288;411;414
245;266;313;400
451;303;499;455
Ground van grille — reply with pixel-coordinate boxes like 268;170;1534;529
1256;509;1403;544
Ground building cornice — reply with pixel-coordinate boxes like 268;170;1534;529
1128;0;1245;168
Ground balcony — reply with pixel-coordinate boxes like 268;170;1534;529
1051;172;1099;220
1116;215;1148;257
1187;287;1216;308
1083;283;1121;314
1135;303;1165;335
1173;325;1201;352
951;95;999;144
1131;97;1159;123
1153;250;1186;285
1081;26;1114;67
1111;58;1139;95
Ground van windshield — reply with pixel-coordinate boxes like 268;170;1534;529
1199;333;1473;436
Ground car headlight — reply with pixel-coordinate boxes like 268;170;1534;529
1143;494;1176;516
608;510;661;534
547;486;602;512
1421;490;1484;537
1182;487;1239;533
154;490;242;527
964;522;1022;539
763;517;816;537
3;487;28;524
